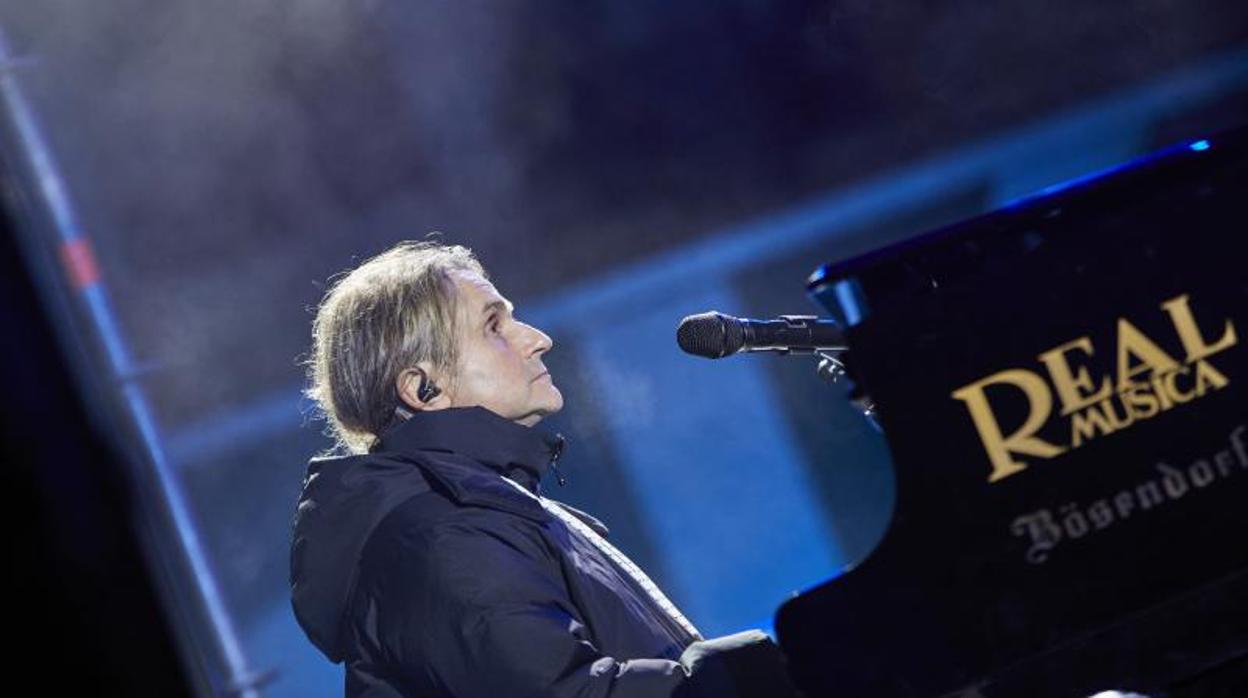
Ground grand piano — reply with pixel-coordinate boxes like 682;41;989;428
775;126;1248;697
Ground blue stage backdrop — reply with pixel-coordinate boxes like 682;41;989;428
0;2;1245;694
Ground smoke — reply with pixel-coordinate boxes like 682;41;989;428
3;0;1245;447
0;0;541;427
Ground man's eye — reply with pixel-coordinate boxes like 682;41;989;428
488;317;501;333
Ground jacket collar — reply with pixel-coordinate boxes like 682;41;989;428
373;405;565;496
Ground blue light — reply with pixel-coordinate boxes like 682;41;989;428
1189;139;1211;151
833;279;867;326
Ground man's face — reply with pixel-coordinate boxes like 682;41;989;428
443;270;563;426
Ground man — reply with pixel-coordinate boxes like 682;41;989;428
290;241;798;697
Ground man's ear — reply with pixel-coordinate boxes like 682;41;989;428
396;364;449;411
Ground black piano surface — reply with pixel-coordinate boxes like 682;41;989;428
775;127;1248;697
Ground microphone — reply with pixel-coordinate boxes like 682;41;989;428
676;311;847;358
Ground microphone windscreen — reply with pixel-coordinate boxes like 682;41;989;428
676;311;742;358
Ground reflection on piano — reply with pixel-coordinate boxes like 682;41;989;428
775;127;1248;697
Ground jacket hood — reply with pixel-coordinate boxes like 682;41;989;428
288;451;430;663
288;406;568;663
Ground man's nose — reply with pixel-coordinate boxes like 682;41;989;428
522;322;554;355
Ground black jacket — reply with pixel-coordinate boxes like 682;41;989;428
289;406;796;697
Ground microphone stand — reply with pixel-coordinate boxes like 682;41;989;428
814;350;882;433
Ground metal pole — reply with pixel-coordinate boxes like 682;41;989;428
0;24;265;698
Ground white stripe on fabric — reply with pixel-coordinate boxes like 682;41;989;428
499;475;705;642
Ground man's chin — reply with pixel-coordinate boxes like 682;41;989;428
541;384;564;415
517;399;563;427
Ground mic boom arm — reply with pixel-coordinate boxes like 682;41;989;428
676;310;880;432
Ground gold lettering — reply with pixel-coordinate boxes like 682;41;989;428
951;369;1066;483
1160;294;1238;362
1071;402;1117;447
1151;371;1176;411
1117;319;1180;389
1124;383;1160;419
1038;336;1112;416
1192;358;1229;393
1103;395;1135;430
954;292;1237;487
1163;366;1196;404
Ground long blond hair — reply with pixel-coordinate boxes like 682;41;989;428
305;240;485;453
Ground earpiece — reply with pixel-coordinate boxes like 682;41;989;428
394;368;442;425
417;371;442;403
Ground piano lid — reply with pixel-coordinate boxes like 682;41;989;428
777;128;1248;698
